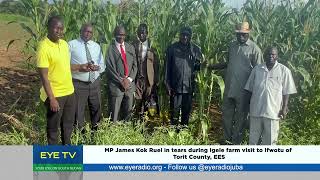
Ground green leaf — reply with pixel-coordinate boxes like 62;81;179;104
211;73;225;100
6;39;20;51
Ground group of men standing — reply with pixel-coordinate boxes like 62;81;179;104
37;16;296;146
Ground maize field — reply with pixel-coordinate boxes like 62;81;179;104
0;0;320;145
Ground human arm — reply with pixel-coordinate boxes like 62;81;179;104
279;68;297;119
207;62;228;70
71;63;91;72
278;95;289;119
105;46;123;86
38;68;59;112
127;44;137;82
243;67;256;112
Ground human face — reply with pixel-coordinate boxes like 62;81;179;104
48;20;64;42
115;28;126;44
137;28;148;42
179;32;191;45
265;48;278;68
81;26;93;42
236;32;249;44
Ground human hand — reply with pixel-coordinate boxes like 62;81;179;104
79;63;90;72
121;78;130;91
49;98;60;112
90;65;100;71
278;106;289;119
167;87;175;97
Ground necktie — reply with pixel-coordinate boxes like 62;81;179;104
120;44;129;77
138;43;143;78
84;42;95;83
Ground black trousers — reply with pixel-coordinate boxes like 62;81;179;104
45;93;75;145
73;78;101;131
170;93;193;126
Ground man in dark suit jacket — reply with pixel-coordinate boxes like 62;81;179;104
105;25;137;122
132;23;159;117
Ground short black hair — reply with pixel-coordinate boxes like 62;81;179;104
137;23;148;33
47;15;63;29
113;25;125;36
265;46;278;54
81;23;93;32
180;26;192;35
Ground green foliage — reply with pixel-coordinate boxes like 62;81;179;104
3;0;320;145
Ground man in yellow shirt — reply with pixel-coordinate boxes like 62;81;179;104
37;16;75;145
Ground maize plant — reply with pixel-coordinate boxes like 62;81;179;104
7;0;320;144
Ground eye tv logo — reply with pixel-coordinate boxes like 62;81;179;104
40;152;77;159
33;146;83;172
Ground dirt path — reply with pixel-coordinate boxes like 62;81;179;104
0;22;39;129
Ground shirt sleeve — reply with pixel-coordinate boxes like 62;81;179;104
282;68;297;95
37;42;49;68
253;46;263;66
244;67;256;92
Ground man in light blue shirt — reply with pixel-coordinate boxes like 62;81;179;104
69;23;105;133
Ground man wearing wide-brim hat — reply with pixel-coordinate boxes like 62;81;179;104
210;21;263;145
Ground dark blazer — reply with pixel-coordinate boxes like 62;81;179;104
105;41;137;96
165;42;202;94
132;39;159;89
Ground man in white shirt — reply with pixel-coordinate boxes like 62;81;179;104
69;23;105;132
244;46;297;145
105;25;137;122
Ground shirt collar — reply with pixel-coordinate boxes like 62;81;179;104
45;37;62;47
139;39;148;46
78;38;92;45
261;61;279;71
115;40;124;47
237;38;252;46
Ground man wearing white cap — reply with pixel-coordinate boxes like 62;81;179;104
211;22;263;145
